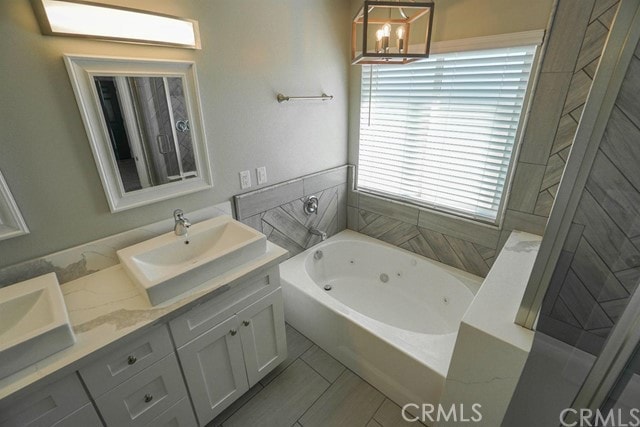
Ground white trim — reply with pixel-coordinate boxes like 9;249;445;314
0;170;29;241
430;29;545;54
63;54;214;213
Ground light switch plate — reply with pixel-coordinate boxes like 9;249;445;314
239;170;251;189
256;166;267;185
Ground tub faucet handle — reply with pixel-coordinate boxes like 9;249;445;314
304;196;319;215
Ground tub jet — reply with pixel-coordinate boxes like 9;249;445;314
324;284;332;291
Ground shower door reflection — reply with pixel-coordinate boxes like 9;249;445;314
94;76;197;193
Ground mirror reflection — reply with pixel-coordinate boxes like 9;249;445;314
93;76;197;193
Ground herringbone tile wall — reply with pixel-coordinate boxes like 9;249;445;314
533;1;620;217
234;167;348;257
539;42;640;355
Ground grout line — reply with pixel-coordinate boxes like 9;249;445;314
370;397;387;426
294;358;336;425
300;347;345;385
211;384;264;427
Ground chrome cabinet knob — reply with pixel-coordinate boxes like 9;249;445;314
230;329;237;336
242;320;251;326
127;355;137;365
144;393;153;403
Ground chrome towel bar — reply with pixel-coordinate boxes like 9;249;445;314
276;93;333;103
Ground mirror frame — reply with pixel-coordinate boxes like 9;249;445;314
64;54;213;212
0;170;29;241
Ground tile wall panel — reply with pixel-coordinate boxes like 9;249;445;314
234;167;348;257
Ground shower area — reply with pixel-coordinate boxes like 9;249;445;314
94;75;197;192
504;1;640;424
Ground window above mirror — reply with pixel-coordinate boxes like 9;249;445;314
64;55;213;212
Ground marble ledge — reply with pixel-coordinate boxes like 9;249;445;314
462;230;542;351
0;241;288;402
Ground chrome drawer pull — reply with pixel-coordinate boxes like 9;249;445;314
230;329;238;336
144;393;153;403
242;320;251;326
127;355;137;365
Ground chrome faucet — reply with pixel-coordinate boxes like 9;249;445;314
309;227;327;241
173;209;191;236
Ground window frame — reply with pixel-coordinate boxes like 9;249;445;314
353;30;545;226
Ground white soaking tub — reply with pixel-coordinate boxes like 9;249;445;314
280;230;482;408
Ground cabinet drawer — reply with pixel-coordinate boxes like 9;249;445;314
96;354;187;427
170;266;279;347
52;403;102;427
0;373;89;427
145;397;197;427
79;324;173;397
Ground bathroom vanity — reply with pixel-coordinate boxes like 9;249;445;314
0;239;288;427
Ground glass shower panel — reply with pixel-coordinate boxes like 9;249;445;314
600;344;640;424
130;77;181;185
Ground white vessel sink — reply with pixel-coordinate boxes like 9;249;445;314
0;273;75;379
117;216;267;306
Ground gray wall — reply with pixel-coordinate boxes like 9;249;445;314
0;0;350;268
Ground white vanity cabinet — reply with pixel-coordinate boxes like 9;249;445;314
175;289;287;425
0;373;100;427
0;261;288;427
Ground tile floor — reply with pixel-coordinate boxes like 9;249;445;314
206;324;422;427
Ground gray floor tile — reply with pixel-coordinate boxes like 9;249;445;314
260;323;314;386
301;345;345;383
223;359;329;427
374;399;425;427
299;370;385;427
207;384;263;427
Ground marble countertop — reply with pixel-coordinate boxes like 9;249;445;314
0;241;288;402
462;230;542;351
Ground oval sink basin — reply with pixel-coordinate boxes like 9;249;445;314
117;216;267;306
0;273;75;379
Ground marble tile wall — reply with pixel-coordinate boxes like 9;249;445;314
234;166;348;257
347;186;497;277
348;0;619;280
538;42;640;355
0;202;232;288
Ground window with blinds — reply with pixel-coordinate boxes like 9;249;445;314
357;45;537;222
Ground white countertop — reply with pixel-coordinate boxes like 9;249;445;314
0;241;288;401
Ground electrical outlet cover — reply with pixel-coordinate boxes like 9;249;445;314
240;170;251;189
257;166;267;185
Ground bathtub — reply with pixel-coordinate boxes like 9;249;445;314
280;230;482;408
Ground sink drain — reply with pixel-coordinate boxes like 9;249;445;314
324;284;332;291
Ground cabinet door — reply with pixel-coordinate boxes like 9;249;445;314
177;315;249;426
238;289;287;387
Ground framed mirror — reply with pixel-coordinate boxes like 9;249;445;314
0;170;29;241
64;55;213;212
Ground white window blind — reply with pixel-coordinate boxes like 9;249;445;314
357;45;537;222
